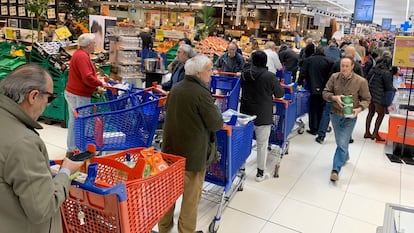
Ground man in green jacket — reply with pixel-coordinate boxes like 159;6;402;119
158;55;223;233
0;64;84;233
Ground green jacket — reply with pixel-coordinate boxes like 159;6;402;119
0;95;70;233
162;75;224;172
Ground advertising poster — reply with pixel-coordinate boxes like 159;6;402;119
89;15;116;50
150;13;160;27
393;36;414;68
183;15;195;30
104;18;116;51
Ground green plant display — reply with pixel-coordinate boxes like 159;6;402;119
25;0;48;42
195;6;216;39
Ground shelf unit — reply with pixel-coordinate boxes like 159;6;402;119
110;26;143;87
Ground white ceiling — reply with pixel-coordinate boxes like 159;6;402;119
309;0;414;26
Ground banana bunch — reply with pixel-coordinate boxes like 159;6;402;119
10;49;24;57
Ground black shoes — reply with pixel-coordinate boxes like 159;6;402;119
349;138;354;143
315;136;325;144
306;130;317;135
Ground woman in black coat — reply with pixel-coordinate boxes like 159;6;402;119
364;57;394;141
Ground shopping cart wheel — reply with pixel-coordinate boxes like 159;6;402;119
297;126;305;134
327;126;332;133
209;220;219;233
284;141;289;155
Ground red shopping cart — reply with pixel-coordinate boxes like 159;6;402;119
54;147;185;233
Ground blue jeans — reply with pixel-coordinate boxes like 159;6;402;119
64;91;90;152
330;113;357;173
318;102;332;138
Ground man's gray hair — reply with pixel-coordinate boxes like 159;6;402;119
0;64;50;104
185;54;212;76
78;33;95;48
180;44;197;58
264;41;276;50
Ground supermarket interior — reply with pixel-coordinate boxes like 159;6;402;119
1;0;414;232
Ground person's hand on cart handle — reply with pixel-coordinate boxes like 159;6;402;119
60;157;84;175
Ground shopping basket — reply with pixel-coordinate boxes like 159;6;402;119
269;99;297;178
276;69;293;85
210;74;241;112
74;90;162;151
204;114;255;233
295;89;310;118
55;147;185;233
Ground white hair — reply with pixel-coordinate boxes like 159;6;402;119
78;33;95;48
185;54;212;76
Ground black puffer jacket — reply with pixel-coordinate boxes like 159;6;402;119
298;54;333;95
367;68;394;106
240;65;284;126
365;58;394;106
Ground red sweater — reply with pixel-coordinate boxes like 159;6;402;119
66;48;102;97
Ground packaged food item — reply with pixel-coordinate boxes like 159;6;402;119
140;147;169;177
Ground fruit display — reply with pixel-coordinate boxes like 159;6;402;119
154;40;176;53
194;36;228;60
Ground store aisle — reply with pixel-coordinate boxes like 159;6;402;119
41;110;414;233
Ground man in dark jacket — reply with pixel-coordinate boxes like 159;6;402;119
324;40;341;62
298;46;333;136
240;50;284;182
278;44;299;82
213;42;245;74
158;55;223;233
161;44;196;91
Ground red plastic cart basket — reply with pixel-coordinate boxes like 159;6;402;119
57;147;185;233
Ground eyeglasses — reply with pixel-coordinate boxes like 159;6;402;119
39;91;57;103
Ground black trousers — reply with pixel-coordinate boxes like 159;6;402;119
308;94;326;133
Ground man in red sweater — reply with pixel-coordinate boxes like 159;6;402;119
64;33;104;157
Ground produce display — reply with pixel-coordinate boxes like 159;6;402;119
154;40;175;53
194;36;228;60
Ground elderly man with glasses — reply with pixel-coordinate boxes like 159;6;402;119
0;64;85;233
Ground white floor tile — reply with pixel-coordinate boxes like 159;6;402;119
260;222;301;233
269;198;337;233
339;192;387;226
227;185;284;220
331;214;378;233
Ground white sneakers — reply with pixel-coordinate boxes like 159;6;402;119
255;173;270;182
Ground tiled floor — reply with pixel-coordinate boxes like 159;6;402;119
41;110;414;233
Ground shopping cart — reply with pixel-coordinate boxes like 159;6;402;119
204;115;255;233
293;88;311;134
74;90;162;151
210;73;241;112
269;98;297;178
53;147;185;233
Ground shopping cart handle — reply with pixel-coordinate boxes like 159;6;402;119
213;71;240;77
71;163;128;202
